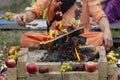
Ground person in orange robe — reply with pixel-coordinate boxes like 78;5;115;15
16;0;113;51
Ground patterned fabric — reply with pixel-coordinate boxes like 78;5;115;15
29;0;106;31
104;0;120;23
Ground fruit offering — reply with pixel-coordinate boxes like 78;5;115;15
0;76;6;80
0;12;15;21
60;61;72;72
5;59;16;68
26;63;38;74
77;63;85;71
85;61;97;72
107;50;119;64
4;46;21;68
72;63;85;71
7;46;21;61
39;66;49;74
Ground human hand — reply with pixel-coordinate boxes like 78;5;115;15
16;11;36;26
103;30;113;51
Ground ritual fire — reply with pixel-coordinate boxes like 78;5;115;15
39;27;99;62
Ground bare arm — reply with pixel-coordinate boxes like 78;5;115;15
98;17;113;51
99;17;110;32
16;0;51;26
88;0;113;51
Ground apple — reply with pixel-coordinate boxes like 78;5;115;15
39;66;49;74
26;63;38;74
5;59;16;68
0;76;6;80
85;61;97;72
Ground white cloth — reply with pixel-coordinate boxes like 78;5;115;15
25;19;47;29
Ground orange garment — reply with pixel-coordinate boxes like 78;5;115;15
21;0;106;47
21;31;103;47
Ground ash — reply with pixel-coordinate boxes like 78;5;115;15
38;47;98;62
39;50;76;62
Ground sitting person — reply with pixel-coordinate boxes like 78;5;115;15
16;0;113;51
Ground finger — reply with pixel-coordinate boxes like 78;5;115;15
15;17;19;24
106;47;110;52
106;47;110;50
23;14;27;24
107;39;113;48
17;15;25;26
16;17;23;26
104;38;108;47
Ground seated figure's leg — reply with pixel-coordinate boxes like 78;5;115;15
80;32;103;47
20;31;50;47
20;31;104;48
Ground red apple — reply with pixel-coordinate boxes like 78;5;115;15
5;59;16;68
0;76;6;80
26;63;38;74
85;61;97;72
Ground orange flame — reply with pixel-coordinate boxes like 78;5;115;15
74;47;80;62
54;30;59;37
49;30;59;38
58;23;62;31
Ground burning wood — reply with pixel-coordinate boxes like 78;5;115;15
39;27;99;62
39;27;84;51
39;35;98;62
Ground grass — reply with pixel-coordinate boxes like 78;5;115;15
0;30;45;50
0;0;31;13
0;30;23;49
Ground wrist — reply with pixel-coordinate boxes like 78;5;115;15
26;11;36;19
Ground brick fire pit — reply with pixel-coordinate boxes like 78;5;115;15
6;46;118;80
